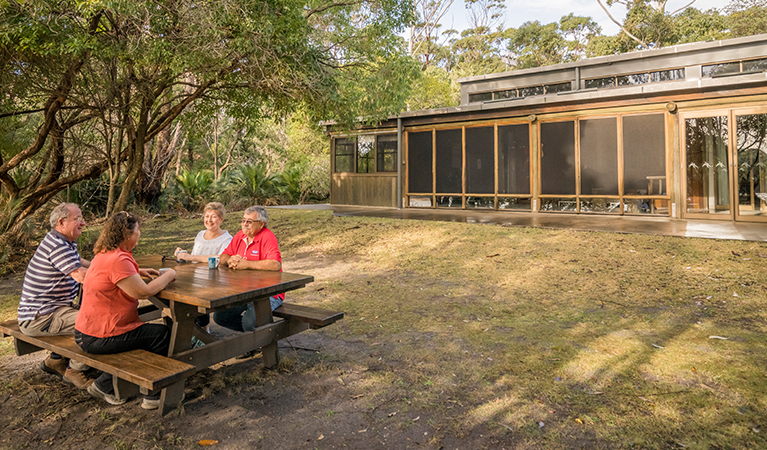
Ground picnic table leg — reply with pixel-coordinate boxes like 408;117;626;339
159;381;185;416
255;300;279;368
168;301;198;356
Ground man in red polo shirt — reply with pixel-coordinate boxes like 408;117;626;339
213;205;283;334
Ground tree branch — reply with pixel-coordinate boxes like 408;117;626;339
669;0;696;16
597;0;649;50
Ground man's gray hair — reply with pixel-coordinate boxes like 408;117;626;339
244;205;268;224
50;203;77;229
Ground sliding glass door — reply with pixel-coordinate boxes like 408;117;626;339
682;108;767;221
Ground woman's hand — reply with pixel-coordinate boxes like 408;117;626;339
160;268;177;282
139;268;159;280
174;247;188;261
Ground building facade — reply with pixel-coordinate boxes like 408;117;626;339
328;34;767;222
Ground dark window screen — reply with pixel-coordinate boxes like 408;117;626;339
334;138;355;172
623;114;666;195
436;129;463;193
580;118;618;195
377;134;397;172
408;131;433;193
465;127;494;194
498;124;530;194
540;121;576;195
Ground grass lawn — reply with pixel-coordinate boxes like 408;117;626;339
1;208;766;449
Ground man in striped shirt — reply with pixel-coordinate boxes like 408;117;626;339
18;203;93;389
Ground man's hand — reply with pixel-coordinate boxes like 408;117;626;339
227;255;244;270
225;256;280;271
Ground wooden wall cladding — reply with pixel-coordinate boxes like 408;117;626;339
331;174;398;207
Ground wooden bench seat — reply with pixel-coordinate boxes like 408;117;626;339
0;320;195;414
272;303;344;329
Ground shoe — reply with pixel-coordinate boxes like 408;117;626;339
141;393;185;410
235;349;260;360
191;336;205;348
63;369;94;390
41;356;67;378
87;382;127;406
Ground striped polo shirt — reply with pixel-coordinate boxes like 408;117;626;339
17;230;82;322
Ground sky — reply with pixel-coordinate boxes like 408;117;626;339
441;0;727;37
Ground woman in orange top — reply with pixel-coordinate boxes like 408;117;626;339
74;212;176;410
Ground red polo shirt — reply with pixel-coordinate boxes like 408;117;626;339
222;228;284;301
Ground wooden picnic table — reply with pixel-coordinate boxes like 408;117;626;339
1;254;340;415
134;254;315;412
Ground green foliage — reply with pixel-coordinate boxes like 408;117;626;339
175;169;214;211
407;65;459;110
507;21;567;69
601;0;728;52
0;0;418;230
725;0;767;37
229;163;279;206
274;165;304;204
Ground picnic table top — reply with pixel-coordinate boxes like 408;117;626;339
134;254;314;310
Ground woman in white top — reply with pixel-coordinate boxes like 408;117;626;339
174;202;233;263
174;202;233;329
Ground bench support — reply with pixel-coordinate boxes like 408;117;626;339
160;381;185;416
14;339;44;356
114;377;140;400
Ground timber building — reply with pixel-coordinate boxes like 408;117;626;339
327;34;767;222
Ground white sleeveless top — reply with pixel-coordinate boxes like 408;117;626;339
191;230;233;257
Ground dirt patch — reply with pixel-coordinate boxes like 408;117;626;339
0;253;525;450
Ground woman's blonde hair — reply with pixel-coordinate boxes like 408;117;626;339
204;202;226;220
93;211;139;253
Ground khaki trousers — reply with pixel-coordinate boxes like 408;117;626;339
19;306;88;371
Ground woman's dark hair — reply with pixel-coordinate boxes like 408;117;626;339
93;211;139;253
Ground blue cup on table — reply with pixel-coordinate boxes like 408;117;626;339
208;256;219;269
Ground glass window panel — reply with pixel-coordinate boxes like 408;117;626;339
624;198;669;215
584;77;615;89
541;121;576;195
498;197;531;210
580;118;618;196
650;68;685;82
494;89;518;100
743;58;767;72
409;196;432;207
436;195;462;207
377;134;397;172
702;62;740;77
408;131;433;193
334;137;355;172
465;127;495;194
545;82;572;94
685;116;730;215
467;196;494;209
498;124;530;195
736;114;767;216
356;135;375;173
520;85;544;97
624;114;666;195
579;198;621;214
540;197;577;212
436;129;463;193
617;73;649;86
469;92;493;102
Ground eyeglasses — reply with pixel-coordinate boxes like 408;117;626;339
241;219;263;225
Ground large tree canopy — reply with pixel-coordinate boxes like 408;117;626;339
0;0;418;233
